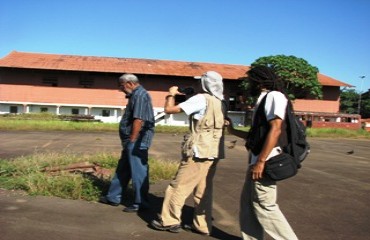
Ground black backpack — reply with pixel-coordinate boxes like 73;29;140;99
263;95;311;181
284;100;310;168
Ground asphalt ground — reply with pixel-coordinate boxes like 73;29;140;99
0;131;369;240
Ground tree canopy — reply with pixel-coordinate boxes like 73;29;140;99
340;88;359;114
245;55;322;100
341;88;370;118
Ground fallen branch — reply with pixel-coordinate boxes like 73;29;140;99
42;162;113;179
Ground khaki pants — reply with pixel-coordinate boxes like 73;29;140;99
160;157;218;234
240;170;298;240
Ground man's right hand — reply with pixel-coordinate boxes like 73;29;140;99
251;160;266;180
168;86;183;96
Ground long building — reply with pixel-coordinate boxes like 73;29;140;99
0;51;360;129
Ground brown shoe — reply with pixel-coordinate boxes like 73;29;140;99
183;224;210;236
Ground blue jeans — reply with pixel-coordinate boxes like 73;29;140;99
106;141;149;206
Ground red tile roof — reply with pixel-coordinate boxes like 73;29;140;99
0;51;351;86
317;74;351;87
0;51;247;80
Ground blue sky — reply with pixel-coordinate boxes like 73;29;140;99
1;0;369;92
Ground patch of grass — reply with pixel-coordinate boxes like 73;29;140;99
224;126;370;139
1;113;369;138
0;118;118;132
0;152;178;201
150;159;179;182
307;128;370;138
154;124;189;134
0;112;60;120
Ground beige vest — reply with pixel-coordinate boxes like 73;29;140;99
183;94;225;159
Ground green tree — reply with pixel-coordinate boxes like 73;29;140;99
340;88;370;118
362;99;370;118
360;90;370;118
245;55;322;100
340;88;359;114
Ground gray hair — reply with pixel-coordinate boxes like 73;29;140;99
119;73;139;83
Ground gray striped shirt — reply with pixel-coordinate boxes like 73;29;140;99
119;85;155;147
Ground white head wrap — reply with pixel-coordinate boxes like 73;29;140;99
194;71;224;100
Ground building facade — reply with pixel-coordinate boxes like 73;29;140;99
0;51;361;128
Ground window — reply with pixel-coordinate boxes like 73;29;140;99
42;77;58;87
40;107;48;112
72;109;79;115
10;106;18;113
102;110;110;117
79;77;94;88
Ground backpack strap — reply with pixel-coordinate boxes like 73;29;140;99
247;92;289;155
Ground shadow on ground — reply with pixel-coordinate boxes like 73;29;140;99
135;193;240;240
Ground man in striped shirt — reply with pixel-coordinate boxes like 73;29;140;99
99;73;155;213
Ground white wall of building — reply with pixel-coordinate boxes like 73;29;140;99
90;108;123;123
227;111;247;127
59;106;87;115
29;105;57;114
0;103;23;114
0;102;247;126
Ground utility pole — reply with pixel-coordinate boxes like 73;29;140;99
358;75;366;115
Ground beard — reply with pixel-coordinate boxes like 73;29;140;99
122;88;132;94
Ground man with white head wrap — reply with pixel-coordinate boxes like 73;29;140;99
151;71;226;236
197;71;224;100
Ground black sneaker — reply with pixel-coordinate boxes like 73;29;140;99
183;224;210;236
150;219;181;233
99;196;120;206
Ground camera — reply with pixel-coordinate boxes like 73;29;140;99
178;87;194;95
175;87;195;103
